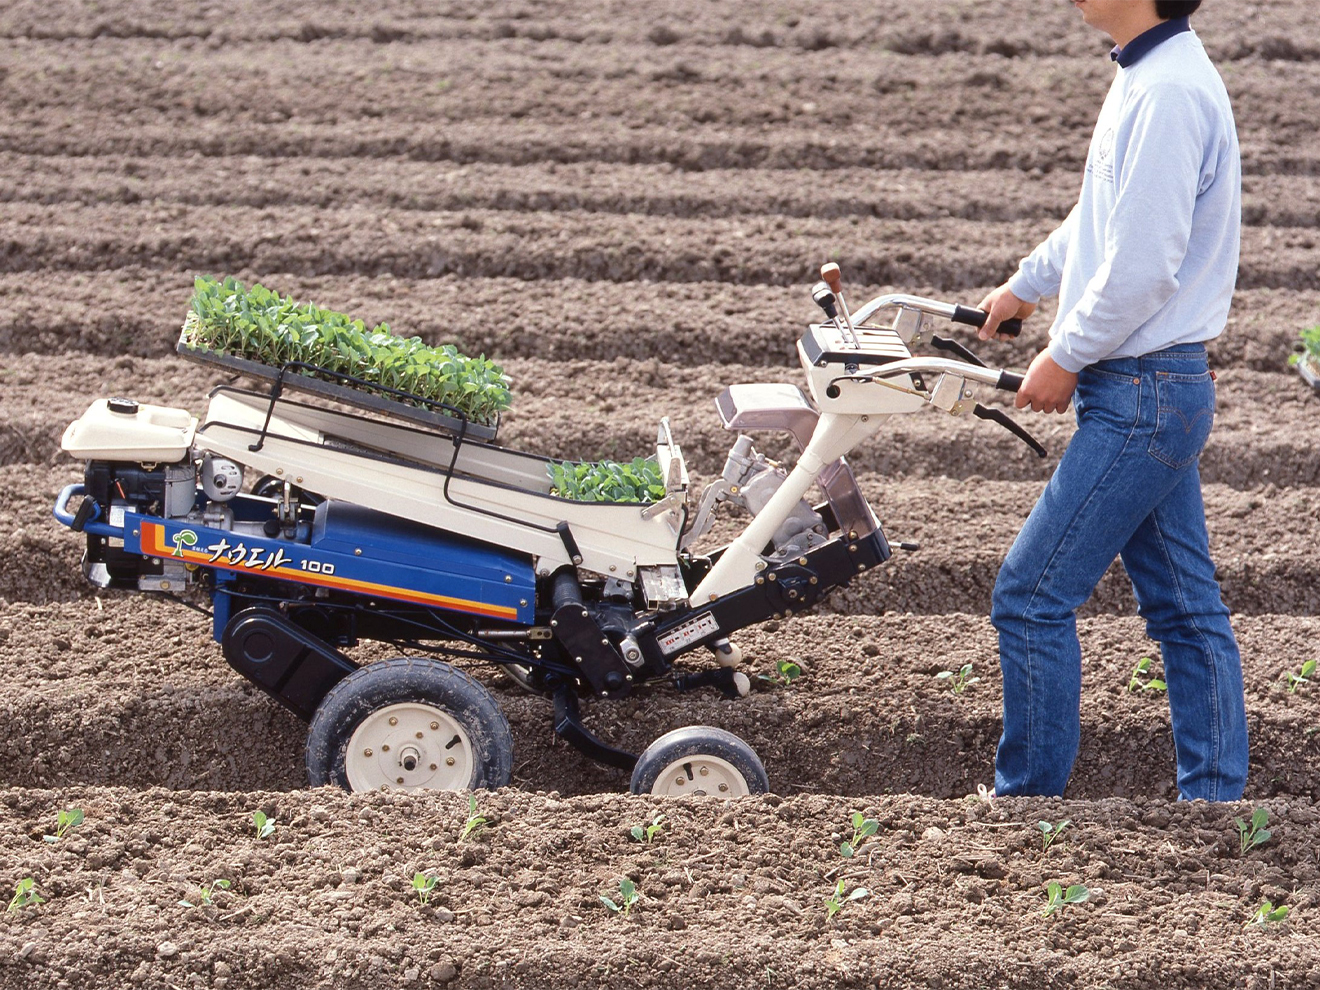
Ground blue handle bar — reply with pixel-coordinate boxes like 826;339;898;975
52;483;121;538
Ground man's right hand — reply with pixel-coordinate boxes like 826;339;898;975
975;283;1036;340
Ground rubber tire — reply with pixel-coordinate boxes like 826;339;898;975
629;725;770;796
306;657;513;792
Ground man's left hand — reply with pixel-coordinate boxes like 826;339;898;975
1015;350;1078;414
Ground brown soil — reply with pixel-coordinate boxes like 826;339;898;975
2;1;1319;987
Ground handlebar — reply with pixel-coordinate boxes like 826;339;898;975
848;293;1022;338
948;304;1022;338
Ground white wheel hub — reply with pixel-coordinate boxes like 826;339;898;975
344;702;473;792
650;754;750;797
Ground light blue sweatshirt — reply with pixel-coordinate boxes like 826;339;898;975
1006;26;1241;374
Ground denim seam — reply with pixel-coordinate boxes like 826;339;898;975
1150;498;1223;801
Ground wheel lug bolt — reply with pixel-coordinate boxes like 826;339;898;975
430;763;438;771
699;766;709;777
446;757;456;766
430;721;439;730
382;744;390;753
718;783;729;793
676;777;685;786
389;717;398;726
396;777;404;784
364;748;373;757
415;731;424;739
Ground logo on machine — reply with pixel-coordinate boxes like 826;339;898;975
170;530;198;558
203;537;293;572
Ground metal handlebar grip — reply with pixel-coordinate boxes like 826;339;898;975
996;371;1024;393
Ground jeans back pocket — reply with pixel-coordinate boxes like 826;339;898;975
1148;370;1215;470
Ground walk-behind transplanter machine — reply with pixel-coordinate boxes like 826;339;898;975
54;265;1043;797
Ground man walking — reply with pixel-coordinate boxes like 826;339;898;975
976;0;1248;800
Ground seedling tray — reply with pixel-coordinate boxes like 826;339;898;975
1296;352;1320;396
177;315;499;442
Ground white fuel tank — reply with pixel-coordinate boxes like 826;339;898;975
61;398;197;462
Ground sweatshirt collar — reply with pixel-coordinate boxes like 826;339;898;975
1110;16;1190;68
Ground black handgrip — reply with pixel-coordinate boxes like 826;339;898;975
996;370;1024;392
973;403;1047;459
950;304;1022;338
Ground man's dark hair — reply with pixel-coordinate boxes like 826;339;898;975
1155;0;1201;18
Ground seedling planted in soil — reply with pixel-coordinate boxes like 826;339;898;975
758;659;803;688
179;879;231;908
43;807;85;843
600;878;641;918
1234;807;1272;856
824;879;870;919
460;794;488;843
1127;656;1167;693
1042;882;1090;918
839;812;880;858
252;810;275;840
7;878;43;913
1284;658;1317;693
629;814;665;844
1039;819;1071;854
1247;900;1290;929
412;873;439;905
936;662;979;694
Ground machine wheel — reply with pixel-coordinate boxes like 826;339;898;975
306;657;513;793
630;726;769;797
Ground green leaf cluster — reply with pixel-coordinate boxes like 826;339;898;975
185;275;511;425
1042;881;1089;917
1292;325;1320;364
548;457;667;503
1234;807;1271;856
839;811;879;858
600;878;640;917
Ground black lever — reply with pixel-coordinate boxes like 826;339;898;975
929;334;987;368
950;305;1022;338
973;403;1047;459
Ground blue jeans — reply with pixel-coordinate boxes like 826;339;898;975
992;344;1248;801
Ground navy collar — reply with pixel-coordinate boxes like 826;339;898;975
1110;16;1191;67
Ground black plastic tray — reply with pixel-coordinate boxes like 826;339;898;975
176;316;499;442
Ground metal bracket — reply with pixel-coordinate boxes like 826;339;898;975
551;603;633;696
552;686;637;771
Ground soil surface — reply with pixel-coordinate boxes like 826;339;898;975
3;2;1320;988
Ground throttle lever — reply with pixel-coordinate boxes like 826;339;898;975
929;334;987;368
972;403;1048;459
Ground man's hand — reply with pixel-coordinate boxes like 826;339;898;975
1016;349;1078;414
975;283;1036;340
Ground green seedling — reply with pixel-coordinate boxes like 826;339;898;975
935;662;979;694
824;879;869;919
600;878;641;917
757;659;803;688
43;807;85;843
179;879;231;908
548;457;667;504
1285;659;1317;694
1288;325;1320;365
252;810;275;840
1039;819;1072;854
459;794;488;842
1247;900;1290;929
1127;656;1167;693
411;873;439;905
629;814;665;844
1233;806;1271;856
7;878;43;913
1042;882;1090;918
839;812;880;858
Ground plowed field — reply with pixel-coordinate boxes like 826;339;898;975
2;2;1319;987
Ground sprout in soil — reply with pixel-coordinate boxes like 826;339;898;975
459;794;488;843
1233;807;1272;856
43;807;85;843
1284;659;1317;694
1127;656;1167;693
1039;819;1071;855
7;878;43;913
1247;900;1290;929
412;873;439;905
935;662;979;694
629;814;665;844
1041;882;1090;918
252;810;275;840
824;879;869;919
600;878;641;918
1288;325;1320;366
757;659;803;688
179;879;231;908
839;811;880;858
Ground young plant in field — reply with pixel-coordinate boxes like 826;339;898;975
548;457;667;504
1041;882;1090;918
839;812;880;858
7;878;43;913
412;873;439;905
935;662;979;694
629;814;665;844
1233;807;1272;856
1284;659;1317;694
757;659;802;688
1247;900;1290;929
459;794;488;843
43;807;85;843
600;878;641;917
1127;656;1167;693
1288;325;1320;366
1039;819;1071;854
252;810;275;840
179;879;231;908
824;879;869;919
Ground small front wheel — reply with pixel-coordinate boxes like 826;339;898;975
630;726;769;797
306;658;513;793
